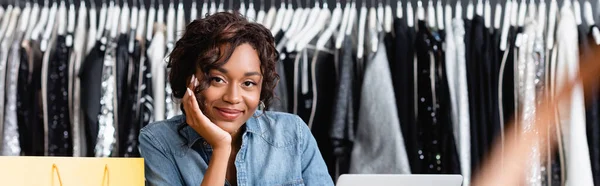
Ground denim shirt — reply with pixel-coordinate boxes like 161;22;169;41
139;110;334;186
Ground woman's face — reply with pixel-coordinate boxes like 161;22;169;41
195;43;263;134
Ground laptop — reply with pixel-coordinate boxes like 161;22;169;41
336;174;463;186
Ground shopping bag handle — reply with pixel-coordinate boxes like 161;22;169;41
51;164;109;186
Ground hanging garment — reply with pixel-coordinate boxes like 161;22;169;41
0;26;13;149
466;15;489;173
388;18;420;173
115;34;131;156
501;24;517;140
122;38;143;157
584;24;600;186
69;9;88;157
281;48;297;113
350;43;411;173
2;29;25;156
96;34;119;157
413;20;461;174
79;41;105;156
330;36;356;179
45;35;73;156
18;39;45;156
516;20;542;186
350;35;411;174
270;51;289;112
138;38;154;133
149;24;166;122
452;17;472;186
555;3;595;185
488;26;503;154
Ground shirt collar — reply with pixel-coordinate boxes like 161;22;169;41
180;110;265;148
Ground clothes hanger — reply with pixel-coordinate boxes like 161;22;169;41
537;0;547;40
574;0;583;25
136;0;147;39
239;0;246;17
264;0;277;29
256;0;266;24
218;0;224;12
510;0;518;26
283;0;304;37
407;1;414;27
209;0;216;15
40;0;57;51
270;0;286;35
477;0;483;16
384;0;392;33
24;0;40;40
417;0;425;21
368;0;379;53
346;0;358;35
484;0;491;28
246;0;256;21
494;1;502;30
86;0;98;54
436;0;444;30
297;0;331;51
0;0;15;42
500;0;511;51
177;0;185;39
129;0;139;52
467;0;474;20
167;0;176;49
146;0;156;41
4;0;21;41
67;0;75;35
335;0;351;49
357;1;367;59
547;0;558;50
288;0;322;51
120;0;131;35
377;0;384;32
456;0;463;20
96;0;108;40
427;0;436;28
190;0;197;20
517;0;527;27
584;0;600;44
18;0;32;34
281;0;294;31
285;0;319;50
445;2;452;31
110;0;123;39
200;0;207;17
396;0;402;19
527;0;536;20
317;0;342;49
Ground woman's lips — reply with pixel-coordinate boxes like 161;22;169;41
215;107;243;121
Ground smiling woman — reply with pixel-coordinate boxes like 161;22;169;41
138;12;334;186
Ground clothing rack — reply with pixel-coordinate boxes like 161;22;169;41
0;0;599;186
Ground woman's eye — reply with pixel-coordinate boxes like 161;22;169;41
211;77;225;83
243;81;257;87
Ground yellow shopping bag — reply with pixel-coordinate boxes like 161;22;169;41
0;157;144;186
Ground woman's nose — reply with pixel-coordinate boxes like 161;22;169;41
223;85;242;104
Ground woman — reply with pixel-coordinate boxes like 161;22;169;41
139;12;334;186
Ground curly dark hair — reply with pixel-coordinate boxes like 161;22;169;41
168;12;279;111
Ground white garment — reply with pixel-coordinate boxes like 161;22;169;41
149;24;166;121
555;2;595;186
452;18;471;186
350;42;411;174
85;7;97;56
70;7;87;157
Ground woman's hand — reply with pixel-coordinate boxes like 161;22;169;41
183;75;232;150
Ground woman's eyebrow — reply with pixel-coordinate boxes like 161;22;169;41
244;72;261;77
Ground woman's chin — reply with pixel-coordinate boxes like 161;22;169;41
213;121;243;134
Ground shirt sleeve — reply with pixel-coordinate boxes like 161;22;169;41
297;116;335;186
138;129;183;186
